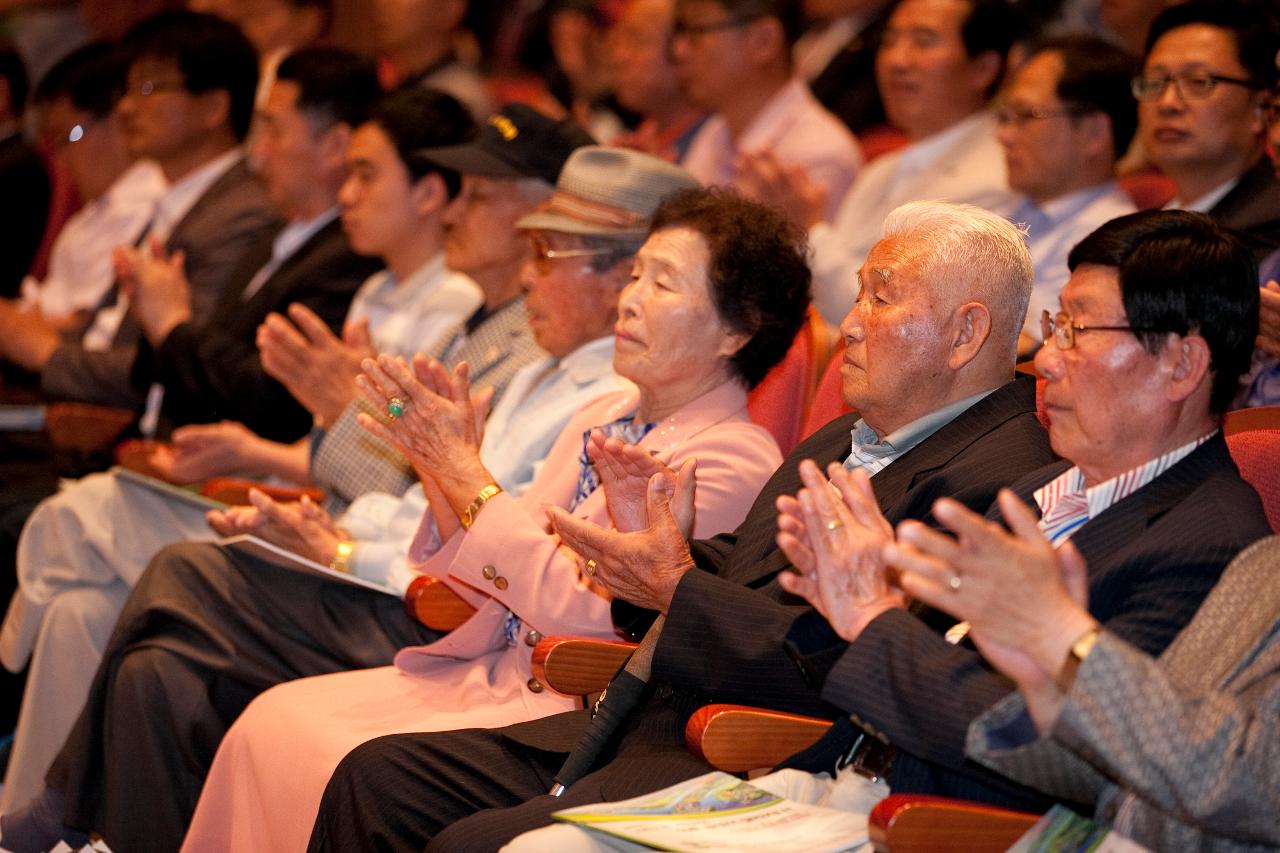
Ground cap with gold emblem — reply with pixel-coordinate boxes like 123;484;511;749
415;103;594;186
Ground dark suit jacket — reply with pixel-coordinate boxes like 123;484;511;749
0;133;50;300
1208;156;1280;264
788;431;1272;810
807;11;889;135
40;157;283;408
502;376;1056;762
134;216;381;442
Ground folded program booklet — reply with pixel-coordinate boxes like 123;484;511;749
220;533;398;597
552;771;868;852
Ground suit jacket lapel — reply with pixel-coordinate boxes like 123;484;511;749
165;158;253;253
721;414;860;585
726;376;1038;588
1068;433;1232;571
237;218;346;317
874;376;1038;516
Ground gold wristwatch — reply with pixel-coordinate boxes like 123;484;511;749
462;484;503;529
330;539;355;574
1055;625;1101;692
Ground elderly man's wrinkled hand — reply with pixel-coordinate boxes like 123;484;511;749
777;461;905;641
888;489;1094;678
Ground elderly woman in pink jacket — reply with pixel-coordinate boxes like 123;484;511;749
178;187;813;852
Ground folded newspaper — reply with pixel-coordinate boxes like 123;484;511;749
552;771;868;852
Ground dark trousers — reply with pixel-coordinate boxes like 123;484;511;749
309;713;717;853
46;540;438;853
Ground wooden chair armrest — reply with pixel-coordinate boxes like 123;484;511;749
198;478;324;506
114;439;167;478
868;794;1040;853
403;575;477;632
684;703;833;773
43;402;134;454
531;636;638;696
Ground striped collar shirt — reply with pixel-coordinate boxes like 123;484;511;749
1034;431;1217;544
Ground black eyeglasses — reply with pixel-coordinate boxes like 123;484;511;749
1131;72;1261;101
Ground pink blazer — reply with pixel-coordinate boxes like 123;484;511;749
394;380;781;676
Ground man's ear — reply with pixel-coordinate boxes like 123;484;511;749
196;88;233;135
411;171;448;218
317;121;352;175
948;301;992;370
1164;333;1211;404
1077;111;1112;161
968;50;1002;99
742;16;787;67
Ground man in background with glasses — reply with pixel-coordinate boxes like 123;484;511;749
995;35;1138;356
672;0;862;220
1134;0;1280;261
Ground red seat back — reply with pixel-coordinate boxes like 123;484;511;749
1118;167;1176;211
800;351;853;440
1226;428;1280;532
748;321;816;456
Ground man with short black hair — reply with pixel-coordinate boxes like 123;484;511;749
996;35;1139;352
673;0;862;218
1136;0;1280;260
10;43;165;340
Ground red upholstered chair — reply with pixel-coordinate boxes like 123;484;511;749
858;123;909;164
1225;427;1280;532
801;349;854;440
748;311;838;457
1118;167;1176;210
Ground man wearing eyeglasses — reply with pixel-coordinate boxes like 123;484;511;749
767;207;1269;817
672;0;862;220
995;35;1138;355
1135;0;1280;261
481;209;1271;852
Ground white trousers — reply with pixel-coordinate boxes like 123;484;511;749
0;472;215;813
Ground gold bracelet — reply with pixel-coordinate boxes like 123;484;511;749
330;539;355;574
462;484;503;530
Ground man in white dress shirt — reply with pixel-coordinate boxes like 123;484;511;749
11;43;166;333
748;0;1021;324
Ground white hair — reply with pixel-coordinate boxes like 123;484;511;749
879;200;1034;353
